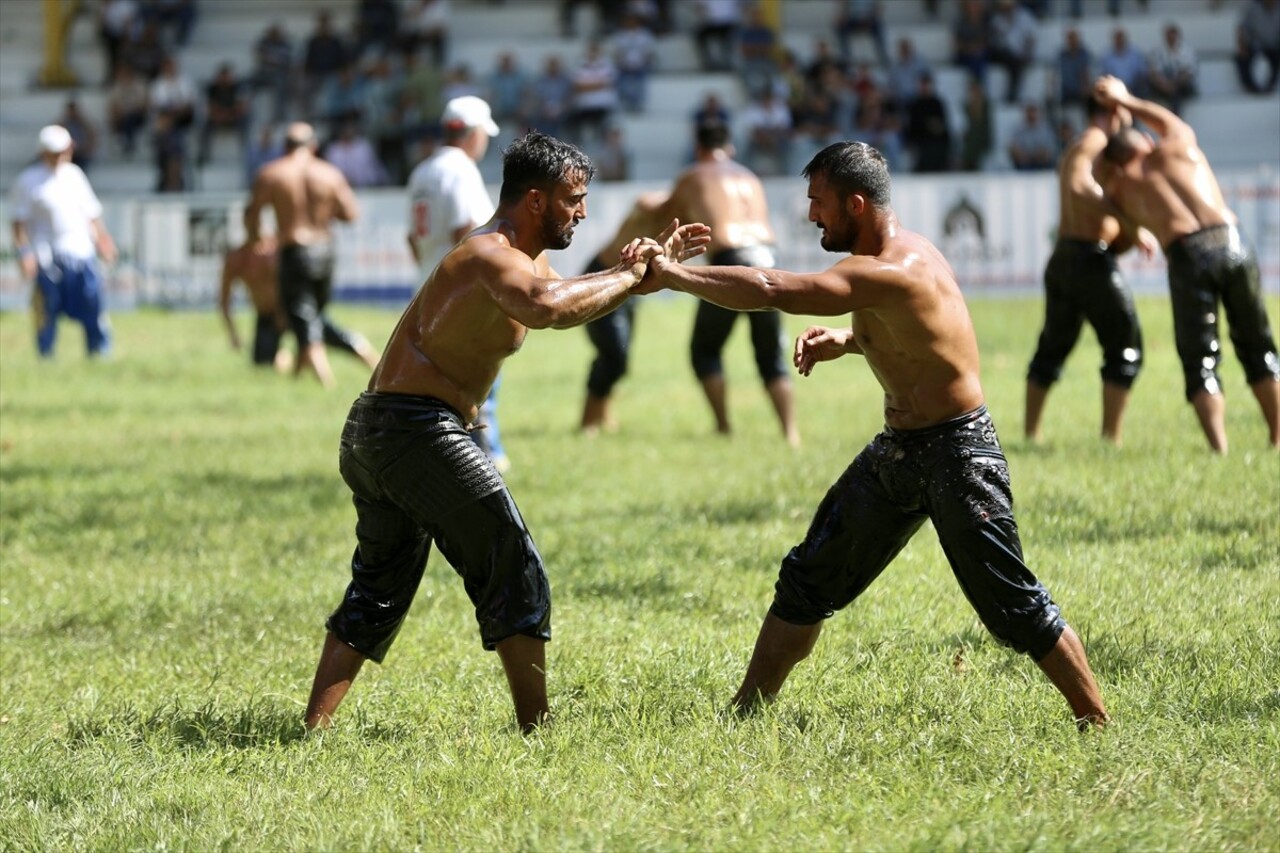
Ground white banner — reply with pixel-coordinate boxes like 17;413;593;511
1;168;1276;312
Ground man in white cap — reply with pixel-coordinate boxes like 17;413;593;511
405;95;511;470
9;125;117;358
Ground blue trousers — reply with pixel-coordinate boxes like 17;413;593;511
34;256;111;357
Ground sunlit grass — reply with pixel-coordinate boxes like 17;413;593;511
1;295;1277;851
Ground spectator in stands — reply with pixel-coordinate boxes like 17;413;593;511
1235;0;1280;94
1099;28;1147;95
952;0;990;84
692;91;732;132
245;122;282;188
1008;102;1056;170
528;56;575;139
304;10;350;111
886;37;931;112
738;4;779;99
560;0;619;38
400;49;446;141
791;85;844;167
402;0;450;68
323;121;388;187
59;99;99;173
774;48;809;121
960;76;992;171
850;87;903;172
98;0;138;86
149;55;195;191
693;0;742;72
486;52;529;124
252;22;294;123
126;19;166;81
568;41;619;146
804;38;848;91
1147;23;1198;114
1057;27;1093;107
987;0;1037;104
903;71;952;172
834;0;889;68
847;60;884;105
595;125;633;181
741;87;791;176
1107;0;1149;16
107;65;149;158
612;11;657;113
319;64;368;128
362;56;408;183
441;62;483;103
139;0;196;47
355;0;400;58
197;63;250;166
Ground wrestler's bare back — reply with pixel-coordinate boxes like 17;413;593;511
670;159;774;253
844;230;986;430
1118;138;1235;248
370;224;539;423
253;154;356;246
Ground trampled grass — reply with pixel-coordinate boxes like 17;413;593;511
1;294;1277;851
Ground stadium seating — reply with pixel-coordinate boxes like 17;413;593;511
0;0;1275;194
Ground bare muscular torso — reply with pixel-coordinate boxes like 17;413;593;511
224;240;280;314
847;228;986;430
1057;126;1123;246
253;152;355;246
370;222;537;423
1110;137;1235;249
669;155;774;254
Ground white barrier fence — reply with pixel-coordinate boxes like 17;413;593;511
1;168;1276;312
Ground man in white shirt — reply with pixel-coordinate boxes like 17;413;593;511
9;125;117;358
405;95;509;471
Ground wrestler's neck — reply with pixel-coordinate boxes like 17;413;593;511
852;208;899;257
489;211;549;260
696;148;733;164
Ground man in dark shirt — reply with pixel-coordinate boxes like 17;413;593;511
904;72;952;172
198;63;250;166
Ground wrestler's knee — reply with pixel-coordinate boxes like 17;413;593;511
770;549;839;626
691;345;722;379
1026;357;1063;389
1100;344;1142;387
1240;349;1280;385
980;600;1066;661
1182;358;1224;401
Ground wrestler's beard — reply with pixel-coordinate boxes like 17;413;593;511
819;212;857;253
541;211;575;250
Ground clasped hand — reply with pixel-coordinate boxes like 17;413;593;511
617;219;712;295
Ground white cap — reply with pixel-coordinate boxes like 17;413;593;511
441;96;500;137
38;124;72;153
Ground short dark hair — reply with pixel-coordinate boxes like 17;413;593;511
499;131;595;204
1103;127;1143;164
802;141;891;207
695;122;731;151
1084;93;1108;119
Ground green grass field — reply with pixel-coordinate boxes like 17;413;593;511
1;294;1277;851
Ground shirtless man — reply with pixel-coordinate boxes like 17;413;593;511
643;141;1109;728
579;190;671;434
1025;94;1156;446
303;132;709;733
243;122;380;388
1095;75;1280;452
217;234;293;373
656;122;800;447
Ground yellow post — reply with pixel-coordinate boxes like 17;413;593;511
760;0;782;33
39;0;79;87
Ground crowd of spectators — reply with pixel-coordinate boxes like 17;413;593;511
49;0;1277;194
